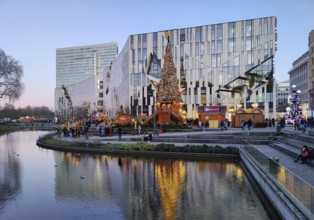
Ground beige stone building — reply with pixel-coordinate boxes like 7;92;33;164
308;30;314;111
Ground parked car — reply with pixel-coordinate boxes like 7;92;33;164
285;118;295;126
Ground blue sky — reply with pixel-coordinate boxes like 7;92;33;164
0;0;313;110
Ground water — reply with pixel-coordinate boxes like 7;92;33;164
0;131;271;220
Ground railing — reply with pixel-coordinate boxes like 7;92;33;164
240;145;313;219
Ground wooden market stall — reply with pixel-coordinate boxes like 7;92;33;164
231;108;264;128
198;106;227;128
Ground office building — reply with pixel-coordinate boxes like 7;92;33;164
288;52;308;113
55;43;118;118
105;17;277;119
276;80;289;113
308;30;314;111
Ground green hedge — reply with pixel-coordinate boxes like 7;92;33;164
38;133;239;155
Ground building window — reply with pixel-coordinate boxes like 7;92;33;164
153;32;158;47
246;20;253;37
196;26;201;42
211;25;215;41
180;44;184;58
131;35;134;49
200;42;204;55
228;40;235;53
195;43;199;56
211;42;215;54
138;49;141;61
185;55;189;69
132;49;135;62
138;35;141;48
142;34;147;48
207;42;210;54
212;56;217;68
228;22;235;39
180;29;185;42
132;73;141;86
142;48;147;61
263;18;268;35
217;41;222;53
246;38;252;51
217;24;222;40
247;51;253;65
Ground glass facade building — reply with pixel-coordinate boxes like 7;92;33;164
106;17;277;119
55;43;118;118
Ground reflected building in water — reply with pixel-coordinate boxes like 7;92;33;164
53;152;270;219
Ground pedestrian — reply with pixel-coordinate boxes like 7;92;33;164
279;118;285;130
138;124;141;135
241;120;246;130
220;120;225;131
98;125;102;137
271;118;275;127
247;118;252;130
294;120;298;131
295;145;310;164
118;127;122;139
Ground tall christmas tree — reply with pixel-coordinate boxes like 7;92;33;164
288;85;302;118
156;33;181;102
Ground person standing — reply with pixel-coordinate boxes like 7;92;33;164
138;124;142;135
220;120;225;131
118;127;122;139
247;119;252;130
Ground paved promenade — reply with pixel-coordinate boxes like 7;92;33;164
57;126;314;187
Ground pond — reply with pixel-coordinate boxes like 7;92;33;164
0;131;271;220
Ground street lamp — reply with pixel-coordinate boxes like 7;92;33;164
168;104;171;123
153;96;157;136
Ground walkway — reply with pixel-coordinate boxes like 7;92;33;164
56;126;314;186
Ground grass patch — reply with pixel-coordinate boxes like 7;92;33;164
0;124;12;133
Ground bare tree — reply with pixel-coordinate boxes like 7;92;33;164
0;49;24;101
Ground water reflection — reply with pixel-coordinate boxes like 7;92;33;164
54;152;270;220
0;134;21;212
0;131;271;219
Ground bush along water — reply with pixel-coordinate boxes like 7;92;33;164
37;133;239;156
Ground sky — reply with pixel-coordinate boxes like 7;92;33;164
0;0;313;110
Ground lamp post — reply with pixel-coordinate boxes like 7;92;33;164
153;96;157;136
168;104;171;123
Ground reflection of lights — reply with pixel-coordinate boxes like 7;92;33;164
297;90;301;94
155;161;186;220
277;166;286;186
